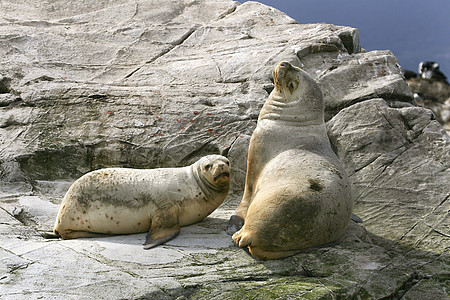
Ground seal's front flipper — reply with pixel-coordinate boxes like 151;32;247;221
143;205;180;250
226;215;244;235
143;226;180;249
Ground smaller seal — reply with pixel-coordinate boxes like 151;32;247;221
53;155;231;249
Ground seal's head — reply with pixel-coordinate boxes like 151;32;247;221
273;61;301;96
195;155;231;192
265;61;324;123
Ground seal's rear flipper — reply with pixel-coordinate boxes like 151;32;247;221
55;229;110;239
351;214;363;223
248;246;305;260
41;231;60;239
143;226;180;250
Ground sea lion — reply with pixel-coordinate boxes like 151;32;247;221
54;155;230;249
228;61;353;260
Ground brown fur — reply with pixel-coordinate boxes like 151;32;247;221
229;62;353;260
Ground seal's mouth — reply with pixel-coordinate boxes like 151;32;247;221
214;172;230;182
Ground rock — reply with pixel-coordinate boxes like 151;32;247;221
327;99;449;253
0;0;448;299
407;77;450;132
225;134;251;196
313;50;414;120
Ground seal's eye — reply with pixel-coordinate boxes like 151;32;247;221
288;82;295;90
226;161;230;166
205;164;212;171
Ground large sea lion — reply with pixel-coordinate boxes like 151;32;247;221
228;61;353;260
54;155;230;249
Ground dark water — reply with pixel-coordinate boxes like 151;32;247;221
239;0;450;77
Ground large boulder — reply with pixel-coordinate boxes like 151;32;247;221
328;98;449;253
1;0;448;299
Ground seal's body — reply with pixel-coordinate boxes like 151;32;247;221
54;155;230;249
229;62;353;260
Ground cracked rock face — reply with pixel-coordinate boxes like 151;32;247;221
406;77;450;133
0;0;448;299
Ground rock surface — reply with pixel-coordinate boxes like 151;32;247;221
0;0;448;299
406;77;450;132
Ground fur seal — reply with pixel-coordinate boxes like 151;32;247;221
54;155;230;249
228;61;353;260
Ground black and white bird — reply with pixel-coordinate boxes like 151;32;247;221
418;61;448;84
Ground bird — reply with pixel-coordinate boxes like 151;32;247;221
418;61;448;84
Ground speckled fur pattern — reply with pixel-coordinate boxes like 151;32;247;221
54;155;230;246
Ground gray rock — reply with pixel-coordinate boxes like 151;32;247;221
315;50;414;120
407;77;450;132
0;0;448;299
327;99;449;253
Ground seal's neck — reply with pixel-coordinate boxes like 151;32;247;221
258;90;324;126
